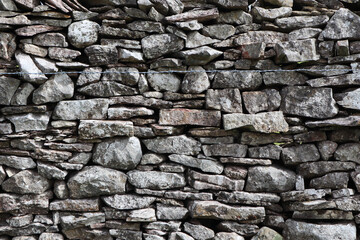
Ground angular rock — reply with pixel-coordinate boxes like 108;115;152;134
217;10;252;25
68;20;100;48
181;66;210;93
33;56;58;73
202;144;247;157
78;120;134;139
293;210;353;220
335;88;360;110
143;135;201;155
0;223;47;237
169;154;223;174
15;25;62;37
310;172;349;189
214;232;244;240
159;109;221;126
202;24;236;40
223;111;289;133
101;67;139;86
248;145;282;160
217;191;280;206
334;143;360;164
282;144;320;165
10;82;35;105
168;232;194;240
253;7;292;21
0;76;21;105
322;8;360;40
141;33;184;59
186;31;219;48
206;88;243;113
176;20;203;31
234;31;288;46
297;161;356;178
164;8;219;22
189;201;265;223
306;116;360;128
127;170;186;189
93;137;142;170
15;51;47;84
276;15;329;30
0;193;49;215
2;170;51;194
242;90;280;113
220;157;272;166
118;48;144;62
67;166;127;198
263;72;308;86
20;43;47;57
78;81;138;97
32;73;73;105
60;212;105;230
127;21;164;33
290;28;322;41
108;107;154;119
102;194;156;210
6;112;50;132
183;222;214;240
85;45;118;66
0;32;16;61
37;162;68;180
275;39;320;63
147;71;181;92
0;0;18;11
212;71;262;89
48;47;81;61
39;233;64;240
127;208;156;222
245;166;296;192
281;189;331;202
189;170;244;191
317;141;338;160
280;86;338;119
33;33;68;47
156;204;188;220
283;220;356;240
217;222;259;237
181;46;222;65
50;199;100;212
53;99;109;120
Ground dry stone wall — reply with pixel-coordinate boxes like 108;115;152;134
0;0;360;239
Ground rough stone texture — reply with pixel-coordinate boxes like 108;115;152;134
169;154;223;174
212;72;262;89
127;170;186;189
143;135;201;155
2;170;51;194
275;39;320;63
0;32;16;61
85;45;118;66
206;88;243;113
159;109;221;126
282;144;320;165
102;194;156;210
53;99;109;120
6;112;51;132
0;76;21;105
78;120;134;139
68;20;100;48
142;34;184;59
15;51;48;84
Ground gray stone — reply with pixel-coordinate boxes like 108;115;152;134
0;0;18;11
186;31;219;48
67;166;127;198
202;144;247;157
224;166;247;180
85;45;118;66
165;8;219;22
169;232;194;240
181;46;222;65
223;111;289;133
77;67;102;86
305;116;360;128
108;107;154;119
248;145;282;160
10;82;35;105
234;31;288;47
143;135;201;155
142;34;184;59
217;10;252;25
293;210;353;220
60;212;105;230
48;47;81;61
126;208;156;222
176;20;203;31
220;157;271;166
189;201;265;223
20;43;47;57
78;81;138;97
2;170;51;194
202;24;236;40
335;88;360;110
214;232;244;240
159;109;221;126
310;172;349;189
54;180;69;199
102;67;139;86
218;191;280;206
334;143;360;164
189;170;245;191
212;71;262;89
128;170;185;189
322;8;360;40
156;204;188;220
0;123;12;134
281;189;330;202
0;32;16;61
317;141;338;160
263;72;308;86
7;214;33;227
53;99;109;120
102;194;156;210
68;20;100;48
245;166;296;192
169;154;223;174
140;153;166;165
33;33;68;47
297;161;356;178
0;76;21;105
93;137;142;170
280;86;338;119
206;88;243;113
118;48;144;62
209;0;247;9
0;223;47;237
275;39;320;63
39;233;64;240
183;222;214;240
15;51;47;84
7;112;50;132
252;7;292;21
276;15;329;30
50;199;99;212
240;42;266;59
242;90;280;114
181;66;209;93
283;220;356;240
147;71;181;92
37;162;68;180
282;144;320;165
32;73;73;105
127;21;164;33
33;57;58;73
78;120;134;139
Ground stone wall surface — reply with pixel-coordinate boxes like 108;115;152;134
0;0;360;239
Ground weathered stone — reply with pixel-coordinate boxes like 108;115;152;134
0;14;30;25
54;180;69;199
68;20;100;48
78;120;134;139
32;73;73;105
234;31;288;47
317;141;337;160
102;194;155;210
181;46;222;65
217;222;259;237
127;208;156;222
33;33;68;47
118;48;144;62
7;214;33;227
50;199;99;212
165;8;219;22
205;89;242;113
248;145;282;160
169;154;223;174
127;170;186;189
156;204;188;220
15;51;47;84
181;66;209;93
2;170;51;194
0;32;16;61
185;31;219;49
241;132;293;146
127;21;164;33
183;222;214;240
142;34;184;59
0;223;47;236
93;137;141;170
189;201;265;223
0;0;18;11
78;80;138;97
147;71;181;92
84;45;118;66
282;144;320;165
67;166;127;198
6;112;50;132
223;111;288;133
31;148;72;163
15;25;62;37
224;166;247;180
276;15;329;30
334;143;360;164
240;42;266;59
13;0;38;9
214;232;244;240
101;67;139;86
253;7;292;21
0;76;20;105
335;88;360;110
212;71;262;89
297;161;356;178
283;220;356;240
189;170;244;191
37;162;68;180
218;191;280;206
310;172;349;189
220;157;272;166
275;39;320;63
169;232;194;240
0;193;49;215
263;72;308;86
143;135;201;155
217;10;252;25
53;99;109;120
202;24;236;40
280;86;338;119
281;189;330;202
39;233;64;240
245;166;296;192
20;43;47;57
10;82;35;106
60;212;105;231
176;20;203;31
48;47;81;61
33;56;58;73
202;144;247;157
108;107;154;119
159;109;221;127
293;210;353;220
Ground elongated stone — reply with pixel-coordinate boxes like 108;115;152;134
15;51;47;84
2;170;51;194
275;39;320;63
282;144;320;165
169;154;223;174
102;194;156;210
78;120;134;139
53;99;109;120
212;72;262;89
143;135;201;155
0;193;49;215
7;112;51;132
335;88;360;110
50;199;100;212
275;15;329;30
142;33;184;59
217;191;280;206
127;170;186;189
297;161;356;178
159;109;221;126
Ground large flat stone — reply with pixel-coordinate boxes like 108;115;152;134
143;135;201;155
78;120;134;139
6;112;51;132
297;161;356;178
15;50;47;84
335;88;360;110
102;194;156;210
2;170;51;194
141;33;184;59
0;193;49;215
275;39;320;63
159;109;221;126
0;76;21;105
212;71;262;89
275;15;329;30
53;99;109;120
168;154;223;174
282;144;320;165
127;170;186;190
205;88;243;113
